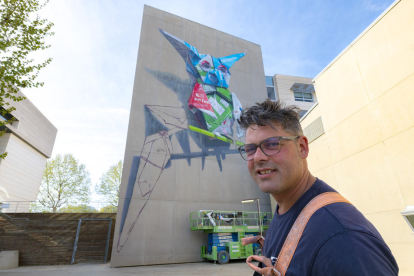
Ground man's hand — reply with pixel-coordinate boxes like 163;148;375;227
246;255;281;276
241;235;265;249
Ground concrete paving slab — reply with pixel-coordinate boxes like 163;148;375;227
0;260;254;276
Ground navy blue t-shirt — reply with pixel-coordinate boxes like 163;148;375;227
260;178;398;276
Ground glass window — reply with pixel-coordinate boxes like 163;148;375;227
304;93;312;99
298;110;308;117
265;76;274;86
267;87;276;100
265;76;276;101
0;106;14;121
294;92;303;99
402;207;414;233
294;92;313;102
407;215;414;229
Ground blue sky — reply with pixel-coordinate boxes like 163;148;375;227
25;0;395;200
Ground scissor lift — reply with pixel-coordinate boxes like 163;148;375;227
190;210;272;264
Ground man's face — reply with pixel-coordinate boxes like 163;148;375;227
245;124;307;197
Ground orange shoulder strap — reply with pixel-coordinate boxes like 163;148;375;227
274;192;351;276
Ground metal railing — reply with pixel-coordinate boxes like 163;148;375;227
190;210;272;229
0;201;118;214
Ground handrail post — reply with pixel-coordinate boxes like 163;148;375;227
104;219;112;263
71;219;82;265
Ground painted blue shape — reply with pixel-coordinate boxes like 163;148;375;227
119;156;140;233
144;106;169;137
218;53;245;68
158;28;245;89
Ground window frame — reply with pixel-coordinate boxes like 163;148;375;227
401;207;414;233
265;76;277;101
294;91;313;102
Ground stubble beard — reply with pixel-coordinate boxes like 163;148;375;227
251;162;280;194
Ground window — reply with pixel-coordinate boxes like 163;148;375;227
298;110;308;118
294;91;313;102
0;106;18;128
265;76;276;101
0;106;12;121
291;83;315;103
265;76;274;86
401;206;414;232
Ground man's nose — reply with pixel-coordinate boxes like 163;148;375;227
253;147;269;162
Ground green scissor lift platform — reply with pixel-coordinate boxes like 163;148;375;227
190;210;272;264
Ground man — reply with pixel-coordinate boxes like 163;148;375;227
237;99;398;275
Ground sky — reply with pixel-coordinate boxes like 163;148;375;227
23;0;395;200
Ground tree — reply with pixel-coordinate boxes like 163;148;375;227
29;202;49;212
36;154;91;212
95;160;122;208
99;205;117;213
0;0;54;159
58;204;97;213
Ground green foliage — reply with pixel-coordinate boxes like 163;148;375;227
99;205;117;213
29;202;50;212
59;204;97;213
37;153;91;212
0;0;54;159
95;160;122;207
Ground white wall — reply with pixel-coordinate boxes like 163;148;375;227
0;133;47;211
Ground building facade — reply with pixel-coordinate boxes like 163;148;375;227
111;5;272;267
0;90;57;212
301;0;414;274
266;74;316;117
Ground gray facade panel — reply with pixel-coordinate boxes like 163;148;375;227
111;5;269;267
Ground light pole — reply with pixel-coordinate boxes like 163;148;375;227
241;198;262;237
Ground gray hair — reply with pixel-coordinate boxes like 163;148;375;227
238;99;303;136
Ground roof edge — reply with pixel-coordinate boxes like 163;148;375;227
299;102;318;123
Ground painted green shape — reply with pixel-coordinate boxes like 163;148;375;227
203;92;233;133
216;87;232;102
188;125;244;146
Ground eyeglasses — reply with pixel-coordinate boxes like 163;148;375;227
238;136;300;161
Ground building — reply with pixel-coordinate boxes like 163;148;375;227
0;90;57;212
266;74;316;117
111;5;272;267
301;0;414;274
113;1;414;272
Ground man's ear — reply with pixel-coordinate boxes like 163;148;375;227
298;136;309;159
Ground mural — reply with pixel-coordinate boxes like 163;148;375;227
117;29;246;252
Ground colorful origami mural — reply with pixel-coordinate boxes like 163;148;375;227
159;29;245;138
116;29;246;253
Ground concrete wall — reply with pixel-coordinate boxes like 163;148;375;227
111;5;271;267
0;90;57;210
302;0;414;274
274;74;316;111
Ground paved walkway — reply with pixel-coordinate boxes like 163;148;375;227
0;261;254;276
